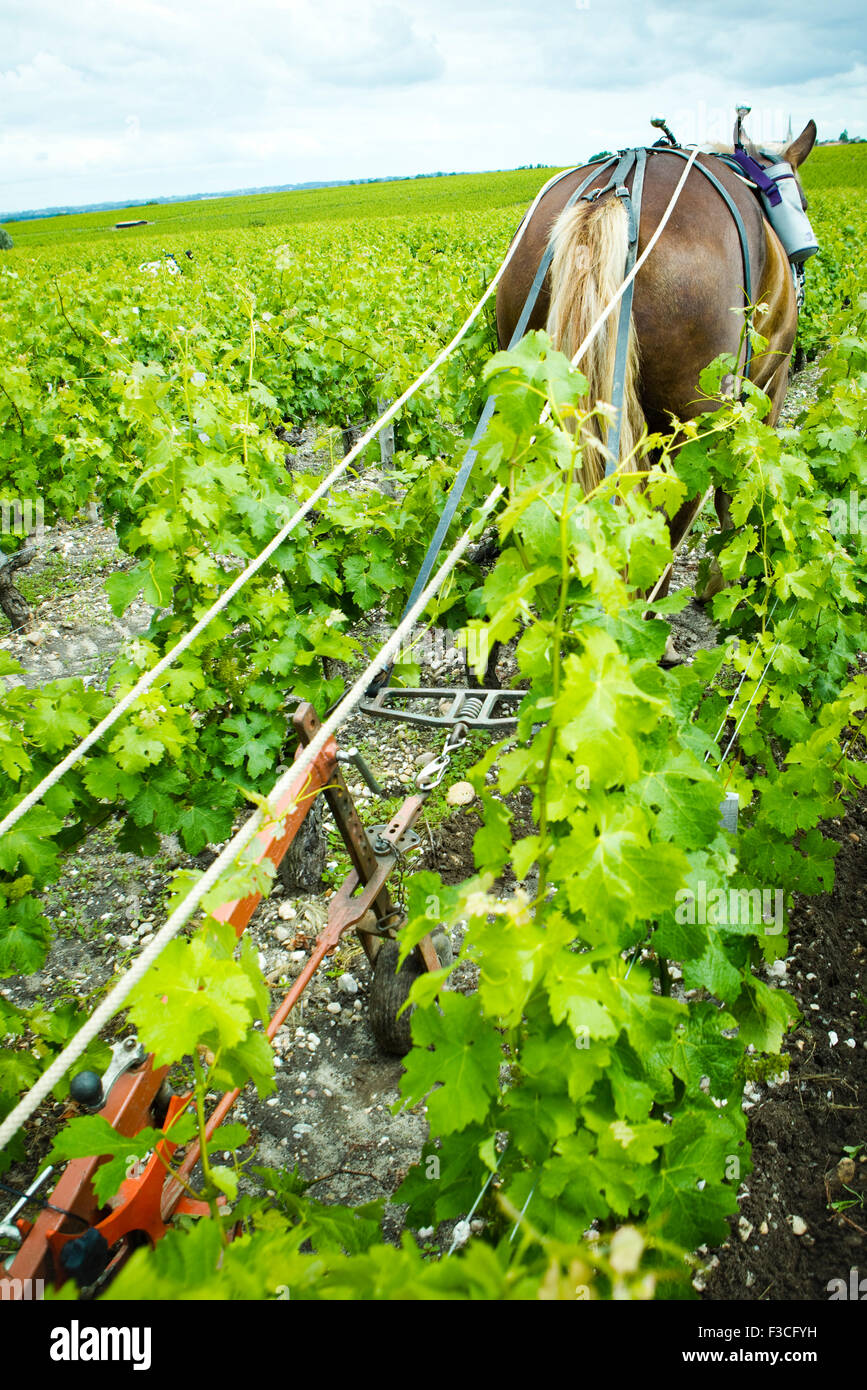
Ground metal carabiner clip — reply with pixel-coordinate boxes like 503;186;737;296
416;755;450;793
416;722;471;793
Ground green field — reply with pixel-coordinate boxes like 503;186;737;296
3;142;864;254
798;139;867;189
3;167;556;250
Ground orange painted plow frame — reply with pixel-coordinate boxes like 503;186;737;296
4;702;435;1293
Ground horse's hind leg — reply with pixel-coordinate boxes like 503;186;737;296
468;639;503;691
639;485;706;664
696;487;734;602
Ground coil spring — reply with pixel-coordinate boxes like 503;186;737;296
460;694;484;724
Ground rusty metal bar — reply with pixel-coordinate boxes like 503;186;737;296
6;703;435;1292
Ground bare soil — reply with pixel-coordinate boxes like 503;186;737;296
702;796;867;1301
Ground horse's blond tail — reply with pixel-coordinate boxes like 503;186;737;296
546;197;644;492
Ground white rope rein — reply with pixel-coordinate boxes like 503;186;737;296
1;151;702;1154
0;164;581;846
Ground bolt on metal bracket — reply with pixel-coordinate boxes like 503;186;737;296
72;1037;146;1112
368;825;420;857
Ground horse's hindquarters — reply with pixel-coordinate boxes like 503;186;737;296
498;151;773;434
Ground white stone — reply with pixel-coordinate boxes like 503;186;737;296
446;781;475;807
326;1002;341;1014
338;973;359;995
278;902;297;921
828;1030;839;1046
790;1215;808;1236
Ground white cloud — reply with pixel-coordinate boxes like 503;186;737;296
0;0;864;213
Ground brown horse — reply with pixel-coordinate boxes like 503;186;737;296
496;123;817;564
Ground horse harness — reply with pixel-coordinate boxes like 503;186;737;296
574;139;820;469
363;141;803;701
574;145;764;468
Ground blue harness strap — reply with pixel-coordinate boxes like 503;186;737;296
602;147;647;471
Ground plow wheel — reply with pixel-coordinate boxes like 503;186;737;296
369;932;452;1056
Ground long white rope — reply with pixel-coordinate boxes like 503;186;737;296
716;606;794;772
0;164;582;846
0;483;504;1155
1;149;704;1153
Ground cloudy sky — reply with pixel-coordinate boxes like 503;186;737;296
2;0;865;214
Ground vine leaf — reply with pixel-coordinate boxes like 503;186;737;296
399;993;501;1133
46;1113;196;1206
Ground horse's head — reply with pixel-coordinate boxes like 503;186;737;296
754;119;817;210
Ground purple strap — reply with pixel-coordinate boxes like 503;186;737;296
731;146;782;205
